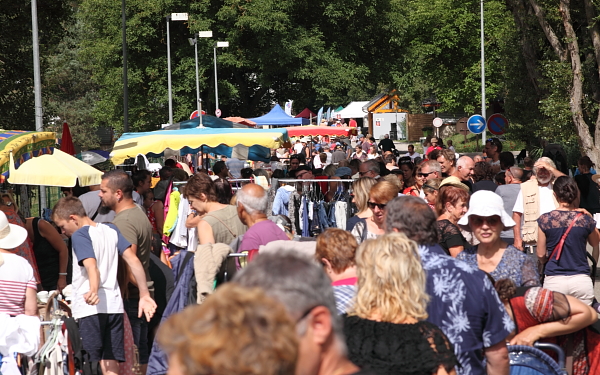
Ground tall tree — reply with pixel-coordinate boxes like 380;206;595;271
0;1;71;130
44;15;100;150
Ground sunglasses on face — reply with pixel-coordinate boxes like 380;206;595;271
367;201;387;210
470;215;501;227
417;171;434;177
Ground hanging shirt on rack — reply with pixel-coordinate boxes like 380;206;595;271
288;191;301;236
272;186;295;216
169;196;190;249
334;201;348;230
162;190;181;237
302;197;310;237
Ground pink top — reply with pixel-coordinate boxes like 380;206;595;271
332;277;357;286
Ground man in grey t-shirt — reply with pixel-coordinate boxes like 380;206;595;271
78;186;116;223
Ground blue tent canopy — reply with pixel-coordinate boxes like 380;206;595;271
248;104;310;126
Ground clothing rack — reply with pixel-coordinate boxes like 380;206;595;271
276;179;355;183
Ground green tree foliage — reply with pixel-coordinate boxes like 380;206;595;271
0;1;71;130
78;0;410;133
44;17;100;150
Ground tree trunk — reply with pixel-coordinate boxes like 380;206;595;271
559;0;600;165
529;0;568;62
582;0;600;156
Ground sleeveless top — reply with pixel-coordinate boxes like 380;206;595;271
32;218;60;291
201;205;247;245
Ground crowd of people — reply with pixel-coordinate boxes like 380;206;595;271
1;134;600;375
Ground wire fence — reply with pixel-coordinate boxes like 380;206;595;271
8;185;63;218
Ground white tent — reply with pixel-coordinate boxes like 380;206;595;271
335;101;369;119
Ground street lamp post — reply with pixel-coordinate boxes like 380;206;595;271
213;41;229;116
189;31;213;127
166;12;188;125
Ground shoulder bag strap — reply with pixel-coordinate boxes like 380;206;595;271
90;200;102;221
204;213;237;238
549;212;584;261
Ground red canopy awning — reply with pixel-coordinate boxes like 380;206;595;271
223;117;257;127
295;108;317;119
285;126;357;137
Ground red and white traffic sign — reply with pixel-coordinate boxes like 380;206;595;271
190;110;206;119
433;117;443;128
487;114;509;135
215;109;222;118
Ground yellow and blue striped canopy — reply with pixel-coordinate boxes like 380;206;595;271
110;127;290;165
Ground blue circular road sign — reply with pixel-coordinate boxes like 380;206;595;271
467;115;486;134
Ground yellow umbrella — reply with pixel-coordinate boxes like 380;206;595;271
8;149;103;187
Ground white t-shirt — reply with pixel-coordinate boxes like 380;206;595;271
0;253;36;316
405;152;421;161
512;183;556;215
293;143;304;154
71;223;131;319
313;155;324;169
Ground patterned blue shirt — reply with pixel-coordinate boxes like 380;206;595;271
333;284;356;314
419;244;514;375
457;245;540;287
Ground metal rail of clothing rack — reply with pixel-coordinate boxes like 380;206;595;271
275;179;355;183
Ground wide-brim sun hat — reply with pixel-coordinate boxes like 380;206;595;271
0;210;27;249
439;176;469;192
457;190;516;231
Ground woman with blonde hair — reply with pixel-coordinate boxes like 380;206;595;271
351;181;399;243
344;233;456;375
345;177;377;231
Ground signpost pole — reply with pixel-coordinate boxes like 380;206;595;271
480;0;486;144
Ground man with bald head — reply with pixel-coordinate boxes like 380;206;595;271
453;156;475;190
236;183;289;251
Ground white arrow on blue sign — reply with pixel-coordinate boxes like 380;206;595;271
467;115;486;134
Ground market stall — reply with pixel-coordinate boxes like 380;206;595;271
0;130;55;183
248;104;309;126
110;127;291;165
284;126;357;138
8;149;103;187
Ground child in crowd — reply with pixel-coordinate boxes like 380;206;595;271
52;197;156;375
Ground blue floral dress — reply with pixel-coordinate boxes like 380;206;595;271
456;245;540;287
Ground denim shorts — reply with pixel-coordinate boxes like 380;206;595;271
78;313;125;362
